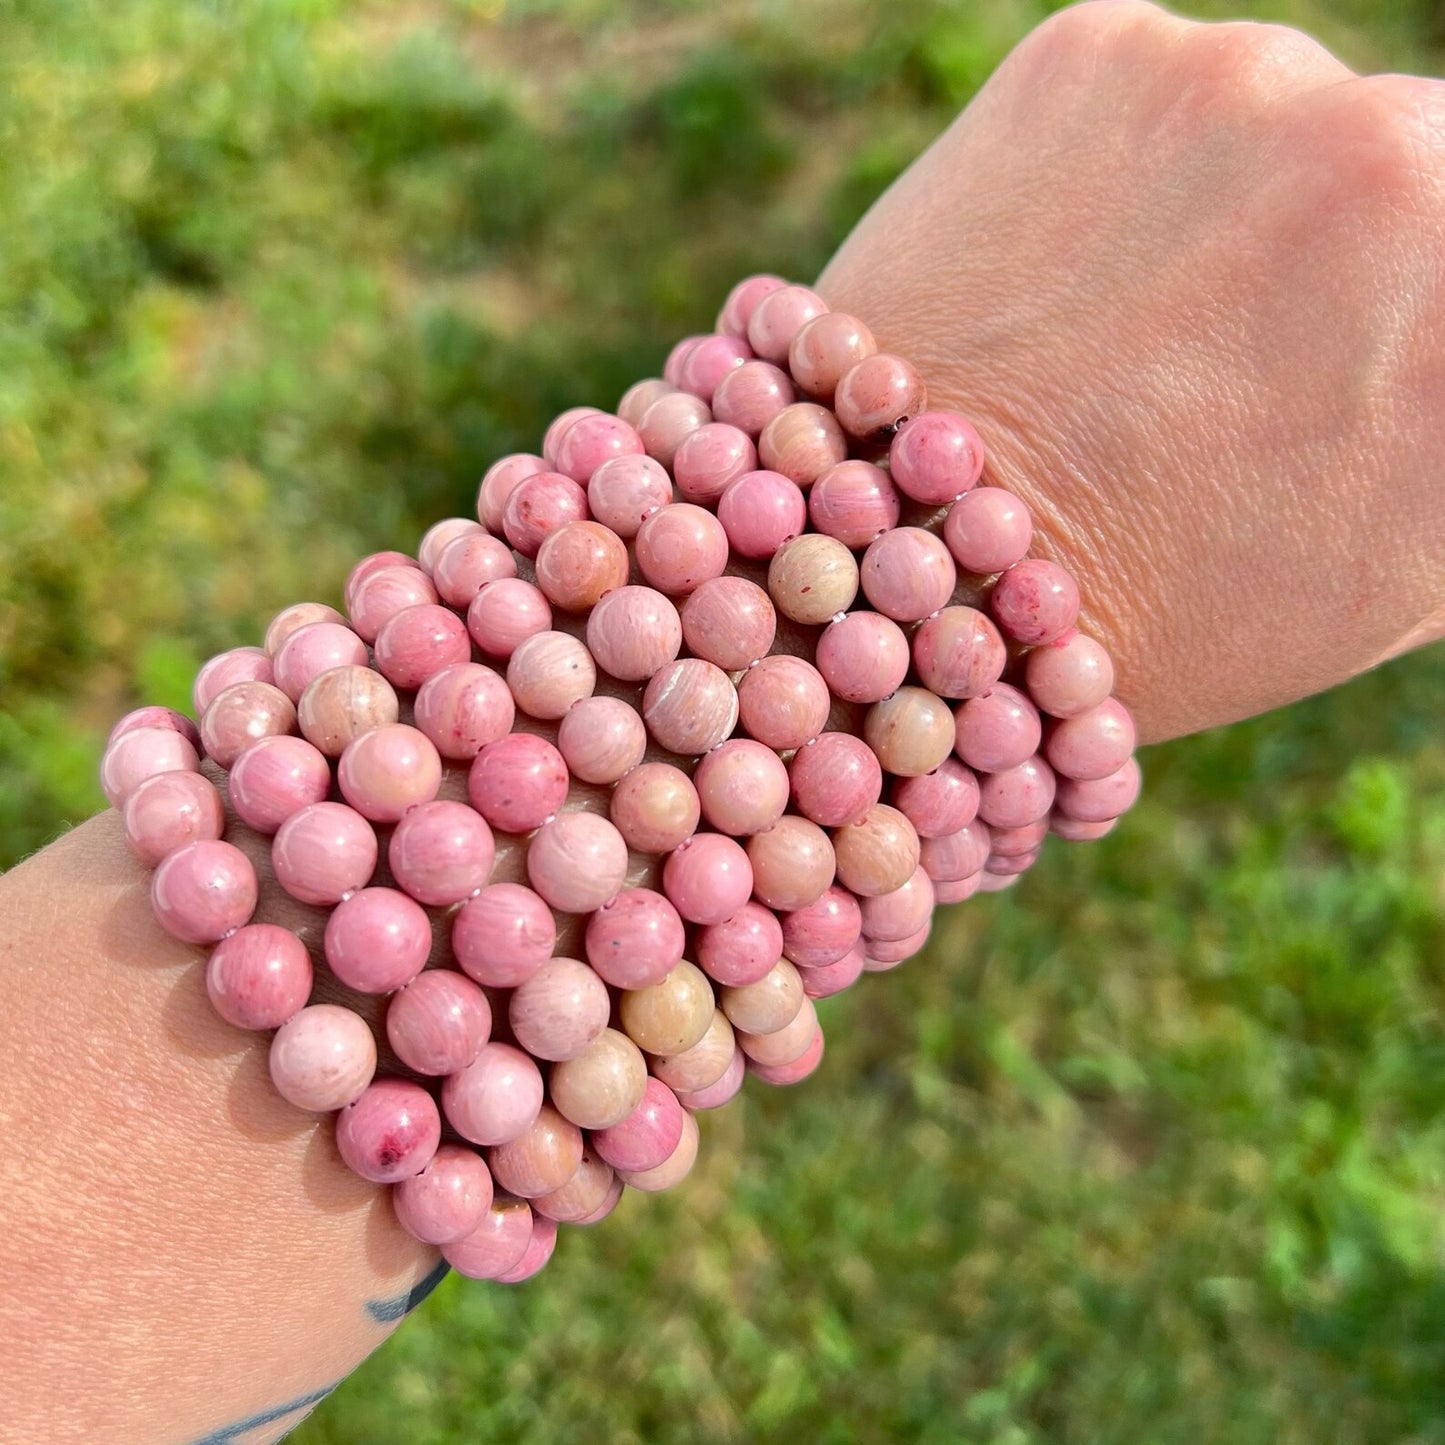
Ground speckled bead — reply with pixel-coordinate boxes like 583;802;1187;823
860;527;957;623
619;960;715;1057
467;577;554;662
789;732;883;827
413;662;516;762
918;819;991;883
418;516;485;576
193;646;275;716
337;723;442;823
488;1102;584;1200
527;811;629;913
637;390;712;470
200;680;297;769
696;901;785;987
271;801;378;906
453;882;557;988
719;957;803;1036
205;924;313;1031
506;630;597;719
610;762;700;854
617;1110;699;1192
991;558;1080;647
710;360;795;437
767;533;859;625
585;585;683;682
643;659;739;755
912;606;1007;700
151;839;257;944
832;804;921;897
736;654;830;750
758;402;847;488
716;274;787;336
1054;756;1142;822
662;832;754;926
808;460;901;548
943;487;1033;575
296;665;399;758
976;756;1057;829
467;733;569;834
272;622;369;702
324;886;431;994
122;770;225;865
443;1041;545;1147
502;471;589;559
815;611;911;705
892;757;980;838
695;739;791;836
348;564;440;645
557;695;647;785
651;1008;736;1093
585;888;686;989
476;453;545;532
393;1144;494;1246
387;798;496;906
953;683;1042;775
1044;698;1137;781
586;453;674;538
788;310;876;400
889;411;985;504
101;724;201;810
780;885;863;969
679;576;776;670
336;1079;441;1184
264;603;348;659
442;1196;535;1281
534;520;631;613
509;956;611;1062
634;503;730;596
592;1076;685;1173
1024;629;1116;719
834;352;927;442
269;1003;377;1113
431;532;519;611
717;469;807;560
227;735;331;835
673;422;757;506
865;686;956;778
386;969;491;1076
549;1029;649;1131
747;815;836;912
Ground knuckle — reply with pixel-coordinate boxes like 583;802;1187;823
1175;20;1343;107
1319;75;1445;206
1007;0;1183;80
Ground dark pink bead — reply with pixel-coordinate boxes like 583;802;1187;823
673;422;757;506
272;622;368;702
193;646;274;715
227;735;331;835
553;412;644;483
336;1078;441;1184
205;924;313;1031
991;559;1081;646
586;454;674;539
695;901;784;987
789;732;882;827
678;334;753;403
711;360;795;436
663;832;754;926
919;820;991;883
717;470;807;560
121;770;223;865
442;1197;535;1280
780;885;863;969
815;612;911;705
373;604;471;690
585;888;686;989
1054;755;1142;821
467;733;569;834
348;564;439;645
324;886;432;994
151;839;257;945
943;487;1033;575
452;883;557;988
679;576;776;671
976;756;1057;829
592;1078;684;1173
912;607;1006;700
271;801;377;906
889;410;986;504
953;683;1042;774
892;758;980;838
808;460;900;549
467;577;553;661
477;453;545;532
386;969;491;1076
800;942;865;999
108;705;201;754
1045;698;1137;781
716;274;787;336
387;799;495;906
502;471;589;559
443;1042;545;1147
393;1144;494;1245
860;527;957;622
413;662;516;761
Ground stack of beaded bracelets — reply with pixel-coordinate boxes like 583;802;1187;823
99;275;1140;1285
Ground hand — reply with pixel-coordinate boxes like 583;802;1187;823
819;0;1445;742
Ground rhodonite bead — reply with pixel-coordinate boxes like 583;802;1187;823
576;1175;625;1224
943;487;1033;574
534;520;630;612
193;647;274;715
586;453;674;537
736;655;830;750
338;723;442;823
272;622;369;702
696;901;785;986
860;866;934;943
635;503;729;596
789;732;882;827
227;735;331;834
413;662;515;761
675;1044;746;1109
488;1102;584;1199
453;883;557;988
662;832;754;925
889;411;986;504
496;1202;557;1283
418;517;484;575
832;804;921;897
1054;755;1142;821
651;1008;736;1093
101;726;201;809
695;739;791;836
780;885;863;968
553;412;645;483
609;762;699;853
205;923;313;1031
526;811;629;913
991;558;1080;646
502;472;589;559
767;534;859;625
892;757;980;838
393;1144;494;1245
264;603;348;659
549;1028;648;1130
865;687;956;778
747;815;836;911
710;360;795;436
1024;629;1116;718
545;406;604;463
1044;697;1137;781
663;338;704;386
977;756;1057;829
738;995;818;1068
953;683;1042;774
643;658;738;754
617;378;675;429
533;1148;615;1224
345;551;415;614
919;820;992;883
442;1197;534;1281
271;801;377;905
296;665;399;757
679;576;776;670
509;956;611;1062
123;770;225;865
557;695;647;785
348;564;440;644
716;273;787;336
201;681;297;769
108;705;202;753
719;957;803;1036
863;920;932;967
151;839;257;944
912;607;1006;700
1050;814;1119;842
799;943;864;1000
834;353;927;442
269;1003;377;1113
815;612;910;705
673;422;756;505
386;969;491;1076
717;469;807;559
592;1076;684;1173
808;460;900;548
477;453;546;532
585;585;684;682
617;1110;700;1192
637;391;711;470
860;527;956;622
443;1041;545;1147
431;531;521;611
387;799;495;906
619;960;715;1056
758;402;847;488
788;311;876;400
336;1078;442;1185
678;335;753;403
324;886;431;994
467;577;553;661
374;604;471;691
585;888;685;989
933;873;984;903
747;284;828;363
506;630;597;719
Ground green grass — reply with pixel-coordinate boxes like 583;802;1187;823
2;1;1443;1440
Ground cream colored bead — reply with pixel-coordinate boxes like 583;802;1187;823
650;1009;736;1093
864;685;956;777
619;960;715;1057
719;957;803;1036
548;1029;648;1130
832;803;921;897
767;533;860;625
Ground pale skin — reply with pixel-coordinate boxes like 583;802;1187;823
2;4;1443;1440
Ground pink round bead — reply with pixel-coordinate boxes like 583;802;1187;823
675;1046;747;1110
272;622;369;702
912;606;1007;700
695;739;791;836
736;655;830;750
977;756;1057;829
710;360;795;436
757;403;848;489
643;658;739;755
1044;698;1137;781
663;338;703;386
526;811;629;913
696;901;785;986
585;585;683;682
889;410;986;504
834;352;927;442
953;683;1042;774
746;284;827;364
637;390;712;470
324;886;431;994
193;646;274;715
1024;629;1116;719
609;762;700;854
678;334;753;403
919;820;992;883
413;662;516;761
387;799;496;906
1050;814;1119;842
585;888;686;989
557;695;648;785
374;604;471;690
748;1026;825;1086
494;1210;559;1283
618;378;675;429
788;311;877;400
789;732;883;828
679;576;776;670
386;969;491;1076
747;816;836;911
592;1078;684;1173
808;460;901;549
672;422;757;506
443;1042;545;1147
344;551;415;615
780;885;863;969
418;517;484;576
151;839;257;945
634;503;729;596
586;453;674;539
467;577;553;661
122;770;224;865
544;406;603;464
453;883;557;988
534;520;631;613
860;866;935;943
892;758;980;838
107;705;201;753
860;527;957;622
553;412;644;483
271;801;378;905
509;956;611;1062
336;1078;441;1184
663;832;754;926
988;818;1050;858
102;723;202;809
716;274;787;336
502;471;589;559
799;942;865;999
944;488;1033;575
933;873;984;903
200;681;297;770
863;920;932;967
264;604;348;661
432;530;520;609
337;723;442;824
348;565;439;645
442;1197;535;1281
269;1003;377;1113
205;924;313;1031
717;470;807;559
506;630;597;719
393;1144;494;1246
477;453;545;532
1054;755;1142;822
815;611;912;705
227;735;331;835
468;733;569;834
991;558;1081;646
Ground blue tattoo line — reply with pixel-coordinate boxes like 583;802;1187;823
365;1257;450;1323
190;1381;338;1444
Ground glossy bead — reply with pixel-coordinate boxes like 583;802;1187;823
527;811;629;913
716;273;787;336
717;470;806;560
953;683;1042;774
919;820;992;883
679;576;776;671
944;488;1033;575
991;559;1080;646
833;804;921;897
509;956;610;1062
506;630;597;719
789;732;882;827
815;612;910;705
860;866;934;943
535;520;630;613
442;1197;534;1280
634;503;729;596
977;756;1057;829
585;889;686;990
675;1044;747;1110
719;957;803;1035
585;585;683;682
913;607;1006;700
336;1079;441;1184
643;659;738;755
619;960;714;1056
865;686;956;778
892;758;980;838
696;901;785;986
673;422;756;505
758;402;847;488
373;604;470;690
393;1144;494;1245
418;516;485;575
1050;814;1119;843
443;1041;545;1147
557;695;647;785
502;471;589;559
678;335;753;404
663;832;754;925
747;816;836;911
780;885;863;968
889;410;985;504
988;818;1051;858
264;603;347;659
467;578;553;662
453;883;557;988
592;1077;684;1173
808;460;900;548
710;359;795;436
477;453;546;531
337;723;441;823
544;406;604;464
271;801;377;906
576;1174;626;1224
788;310;876;399
151;840;257;945
933;872;984;903
386;969;491;1076
800;943;864;1000
387;799;495;906
1054;755;1142;821
200;681;296;770
488;1102;583;1199
652;1008;735;1093
834;352;927;441
413;662;515;761
1044;697;1137;781
122;769;224;864
1025;629;1116;719
348;564;439;644
553;412;644;483
586;453;674;538
767;534;859;625
108;704;202;754
637;390;712;469
738;995;818;1068
736;655;829;750
296;665;399;757
747;283;827;363
344;551;415;614
860;527;956;623
550;1029;648;1130
269;1004;377;1113
193;646;274;715
609;762;700;854
695;739;790;836
617;1110;699;1192
205;924;313;1031
533;1148;616;1224
225;736;327;836
272;622;368;702
324;886;431;994
494;1208;559;1282
617;378;675;429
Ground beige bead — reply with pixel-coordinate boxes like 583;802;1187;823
200;681;296;769
618;1109;699;1193
833;804;921;897
486;1102;583;1199
297;664;400;757
548;1029;648;1131
533;1148;616;1223
720;957;804;1036
609;762;701;854
738;995;818;1067
506;630;597;720
264;601;347;657
864;686;956;778
650;1009;735;1093
534;521;631;613
767;534;859;626
757;402;847;488
619;960;715;1057
618;377;674;429
746;816;836;912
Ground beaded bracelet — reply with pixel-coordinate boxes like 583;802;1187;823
99;275;1140;1285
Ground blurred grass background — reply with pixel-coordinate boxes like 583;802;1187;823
2;0;1444;1440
